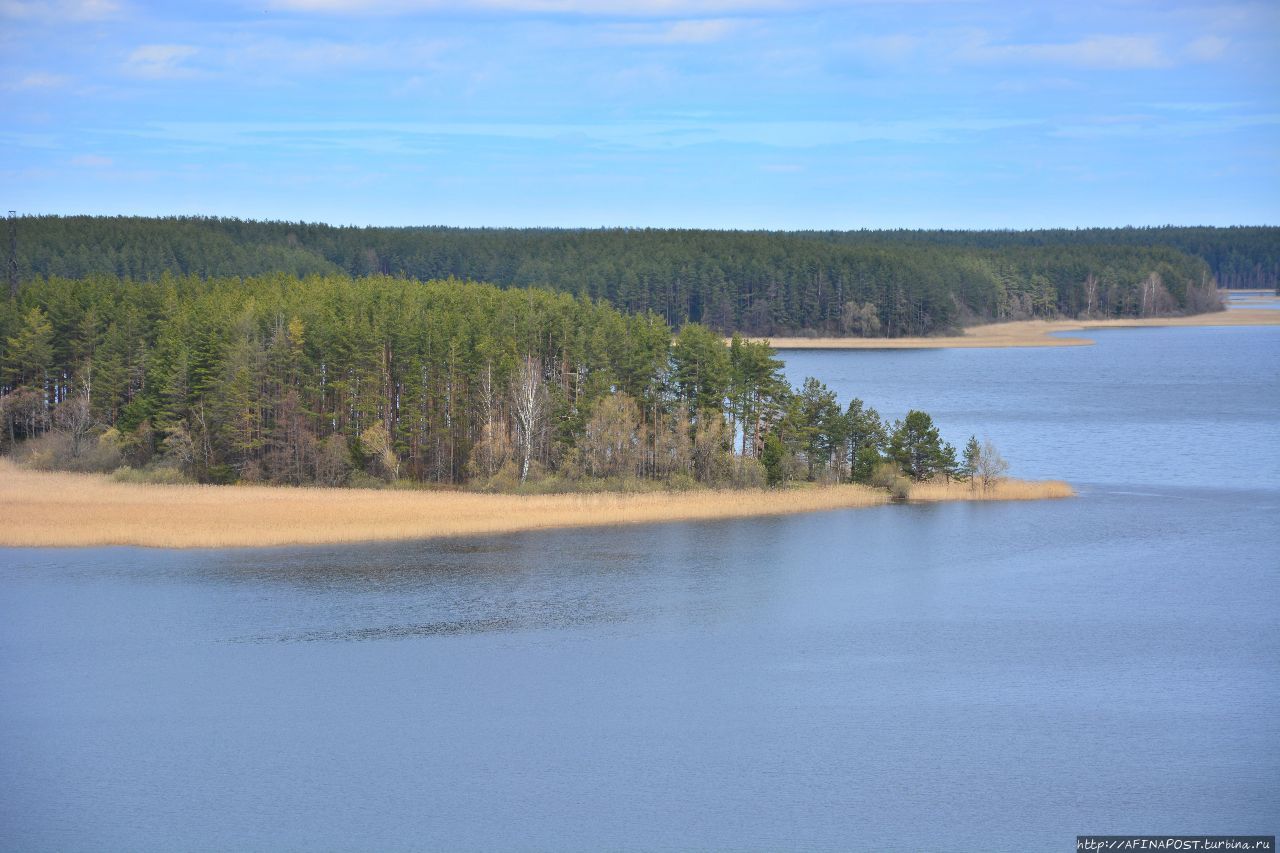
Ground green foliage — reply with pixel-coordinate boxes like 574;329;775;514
4;307;54;387
961;435;980;482
672;323;731;416
9;216;1262;338
761;433;787;488
2;270;1006;495
0;273;754;489
846;399;888;483
111;466;192;485
889;410;946;482
728;334;788;456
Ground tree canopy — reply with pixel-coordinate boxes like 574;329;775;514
2;272;992;492
8;216;1257;337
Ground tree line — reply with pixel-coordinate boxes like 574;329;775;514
8;216;1244;337
2;273;994;492
798;225;1280;292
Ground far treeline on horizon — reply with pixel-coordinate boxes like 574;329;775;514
0;215;1276;493
9;216;1278;336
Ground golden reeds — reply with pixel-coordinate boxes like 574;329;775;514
908;478;1074;502
0;460;1072;549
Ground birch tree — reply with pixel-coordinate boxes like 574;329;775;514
511;355;546;483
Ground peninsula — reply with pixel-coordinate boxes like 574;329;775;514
766;299;1280;350
0;459;1071;549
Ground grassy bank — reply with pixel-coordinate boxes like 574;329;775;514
766;306;1280;350
0;460;1072;549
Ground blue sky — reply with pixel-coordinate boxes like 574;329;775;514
2;0;1277;228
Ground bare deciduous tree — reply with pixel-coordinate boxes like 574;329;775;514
359;419;399;482
1083;273;1099;318
974;438;1010;493
54;366;95;458
579;392;640;478
841;300;881;337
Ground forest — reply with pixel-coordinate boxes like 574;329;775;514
1;274;980;492
8;216;1255;337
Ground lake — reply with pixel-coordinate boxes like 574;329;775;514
2;326;1278;852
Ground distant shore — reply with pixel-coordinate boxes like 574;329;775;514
0;460;1071;549
766;301;1280;350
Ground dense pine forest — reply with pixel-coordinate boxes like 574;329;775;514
9;216;1258;337
5;217;1269;490
796;226;1280;291
1;273;972;490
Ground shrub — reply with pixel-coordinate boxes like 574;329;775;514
731;457;767;489
15;429;121;473
346;470;388;490
869;461;901;489
889;477;912;503
110;465;192;485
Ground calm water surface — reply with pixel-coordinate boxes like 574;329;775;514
2;327;1278;851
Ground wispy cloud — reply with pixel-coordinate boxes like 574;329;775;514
124;44;199;79
599;18;742;45
4;71;71;89
224;37;451;75
959;34;1172;70
1051;112;1280;139
1;0;119;21
71;154;113;167
1186;34;1228;61
844;33;922;64
842;30;1177;73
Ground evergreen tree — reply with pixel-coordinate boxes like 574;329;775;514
961;435;980;482
889;410;945;481
4;306;54;389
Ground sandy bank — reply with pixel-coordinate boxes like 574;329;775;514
765;307;1280;350
0;460;1072;549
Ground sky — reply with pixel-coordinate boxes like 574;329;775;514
1;0;1278;228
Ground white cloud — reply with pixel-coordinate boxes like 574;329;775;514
845;33;921;64
600;18;740;45
124;44;199;78
71;154;113;167
840;30;1175;73
5;71;71;89
1186;35;1228;61
959;34;1172;70
1;0;119;20
225;37;450;74
66;0;118;18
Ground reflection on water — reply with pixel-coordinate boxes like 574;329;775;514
1;327;1278;852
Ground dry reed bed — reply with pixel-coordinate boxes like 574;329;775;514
0;460;1071;549
908;479;1075;502
765;309;1280;350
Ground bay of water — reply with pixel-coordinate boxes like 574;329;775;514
2;327;1278;851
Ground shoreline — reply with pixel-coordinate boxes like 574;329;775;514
0;460;1071;550
765;304;1280;350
